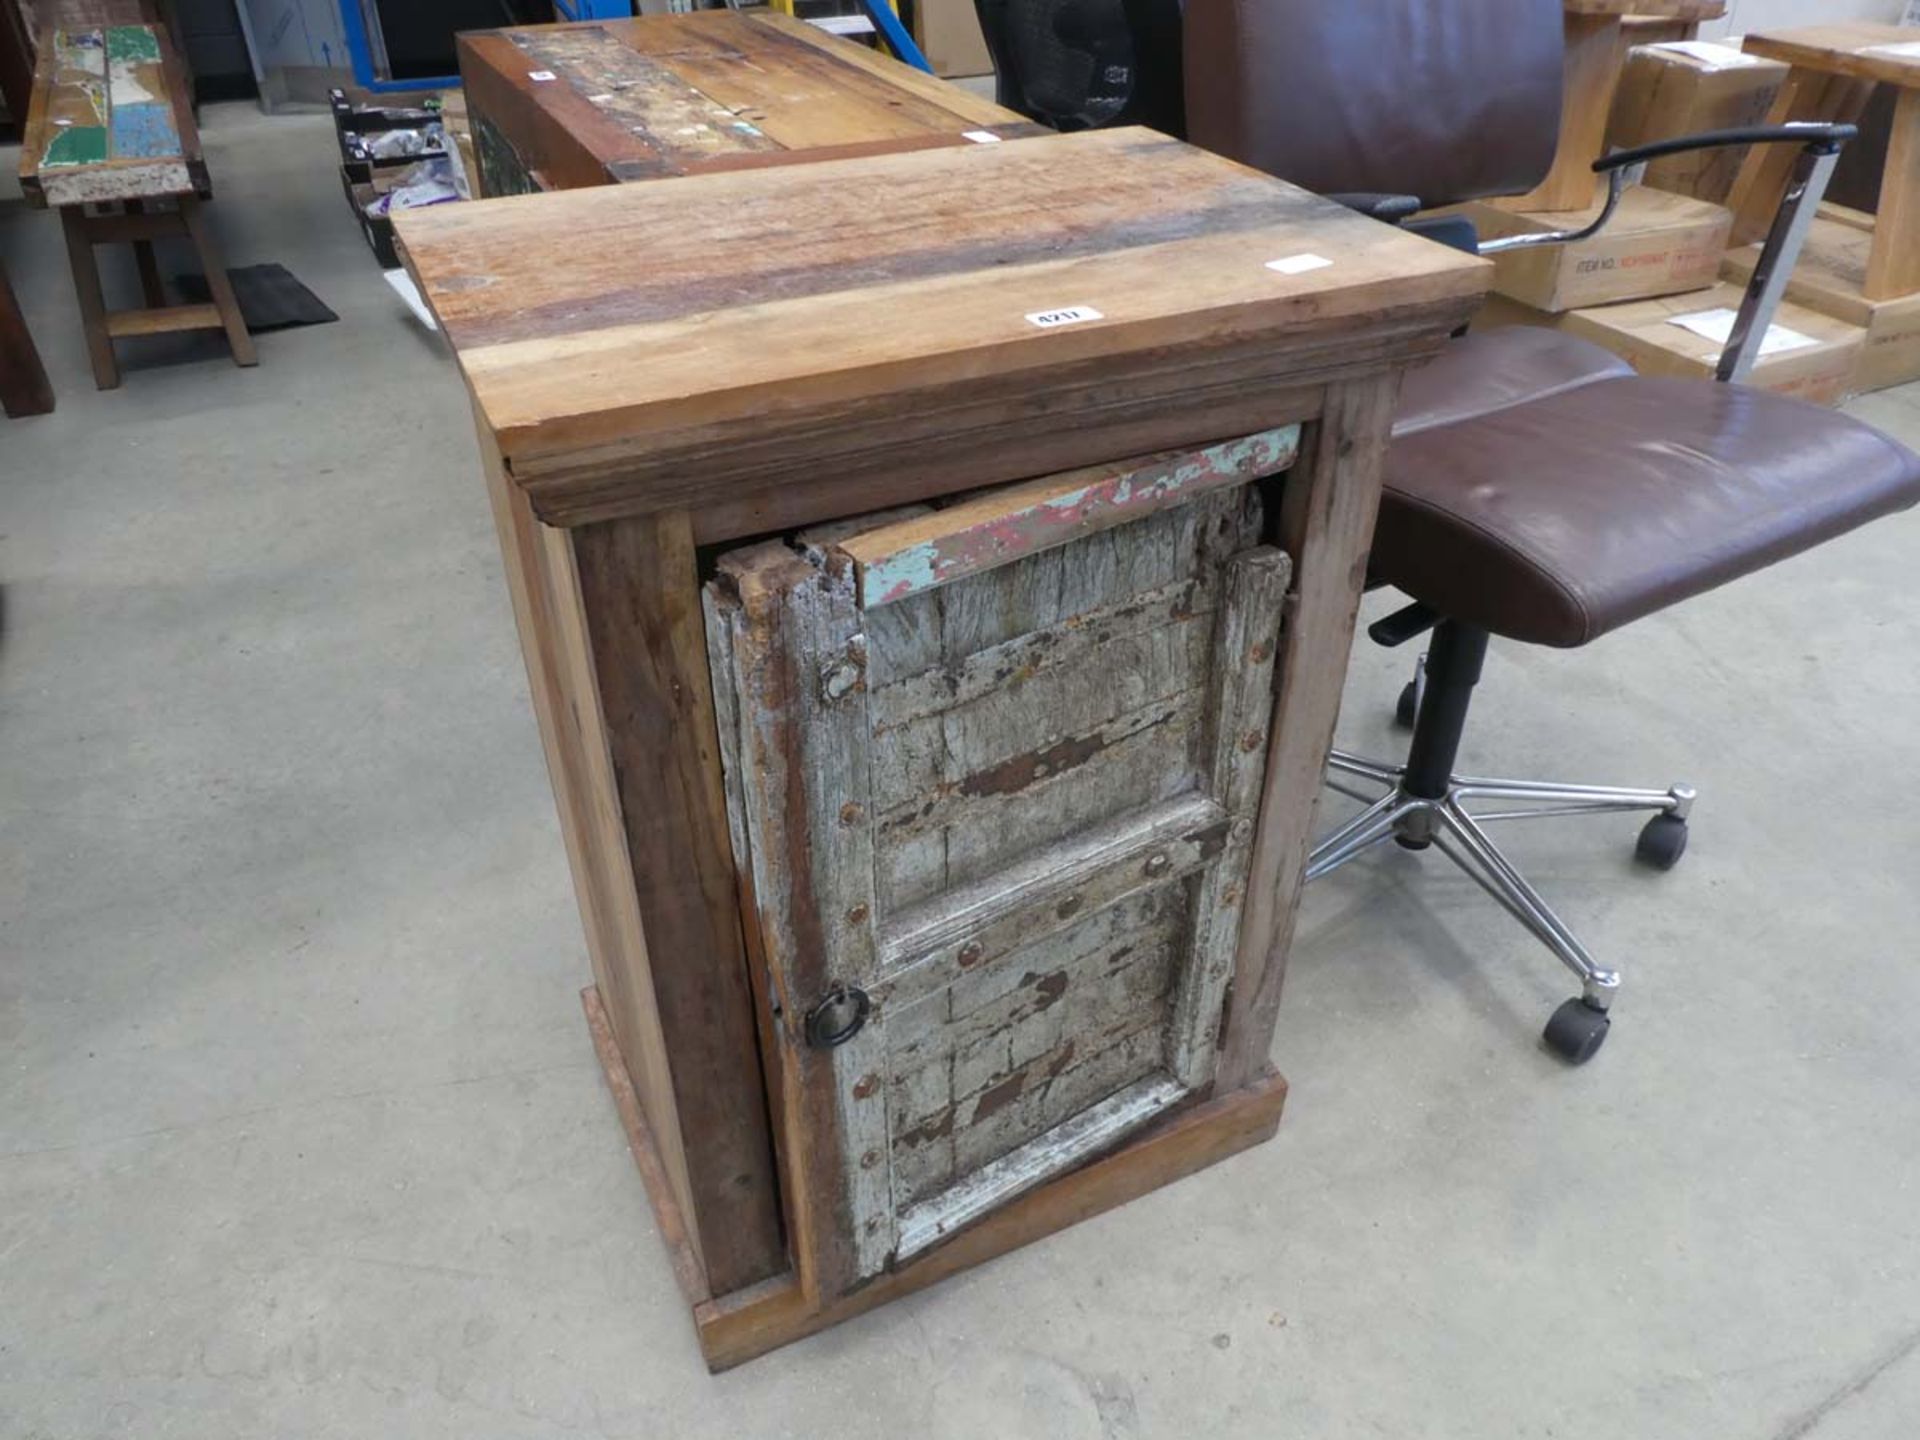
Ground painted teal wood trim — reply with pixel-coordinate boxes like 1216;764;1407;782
852;426;1304;608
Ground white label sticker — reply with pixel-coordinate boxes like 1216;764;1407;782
1266;253;1333;276
528;69;557;81
1657;40;1766;69
962;130;1003;143
1866;40;1920;60
385;268;439;332
1025;305;1104;329
1667;307;1821;357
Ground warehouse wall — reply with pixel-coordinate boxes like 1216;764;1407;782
239;0;347;72
236;0;349;106
175;0;255;94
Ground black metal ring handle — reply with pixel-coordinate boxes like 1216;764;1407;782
805;985;871;1050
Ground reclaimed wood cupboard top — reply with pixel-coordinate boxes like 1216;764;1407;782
19;21;204;208
397;127;1487;533
1742;24;1920;86
458;10;1038;191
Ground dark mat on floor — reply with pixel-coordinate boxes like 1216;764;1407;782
173;264;338;333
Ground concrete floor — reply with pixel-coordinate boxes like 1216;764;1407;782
3;105;1919;1440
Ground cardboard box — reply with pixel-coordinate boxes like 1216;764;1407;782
1461;186;1731;312
915;0;994;79
1608;42;1788;204
1723;213;1920;393
1484;284;1866;406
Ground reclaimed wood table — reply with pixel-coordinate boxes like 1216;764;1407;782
395;127;1487;1369
1502;0;1727;213
17;20;253;390
457;8;1038;197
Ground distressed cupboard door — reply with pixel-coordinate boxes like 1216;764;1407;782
703;435;1295;1296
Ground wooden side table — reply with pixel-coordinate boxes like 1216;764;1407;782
17;22;254;390
458;9;1039;197
396;128;1486;1369
1502;0;1727;213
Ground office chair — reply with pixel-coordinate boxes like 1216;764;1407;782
972;0;1184;133
1185;0;1920;1061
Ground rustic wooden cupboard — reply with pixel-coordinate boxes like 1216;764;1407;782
395;127;1487;1368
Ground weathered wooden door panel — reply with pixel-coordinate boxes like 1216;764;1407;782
704;432;1295;1293
865;494;1258;914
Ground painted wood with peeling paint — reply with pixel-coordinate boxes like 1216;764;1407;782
1171;546;1290;1088
705;463;1288;1285
895;1074;1186;1260
874;797;1225;1011
706;543;893;1299
843;427;1303;607
20;23;207;208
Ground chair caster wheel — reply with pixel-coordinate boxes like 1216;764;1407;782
1544;999;1610;1064
1394;680;1419;729
1636;813;1688;871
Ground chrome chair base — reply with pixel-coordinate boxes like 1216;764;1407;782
1312;747;1695;1057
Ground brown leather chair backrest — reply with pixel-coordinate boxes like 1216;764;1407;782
1183;0;1565;209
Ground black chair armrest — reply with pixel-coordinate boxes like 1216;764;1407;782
1590;123;1855;384
1593;123;1858;174
1327;192;1423;224
1480;123;1859;261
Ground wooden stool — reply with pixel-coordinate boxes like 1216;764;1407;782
1721;24;1920;391
1730;25;1920;301
18;22;256;390
396;125;1487;1369
1498;0;1727;214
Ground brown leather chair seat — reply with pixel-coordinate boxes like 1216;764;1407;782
1378;376;1920;648
1185;0;1920;1059
1394;327;1635;438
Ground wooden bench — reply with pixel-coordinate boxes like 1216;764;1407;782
18;21;254;390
